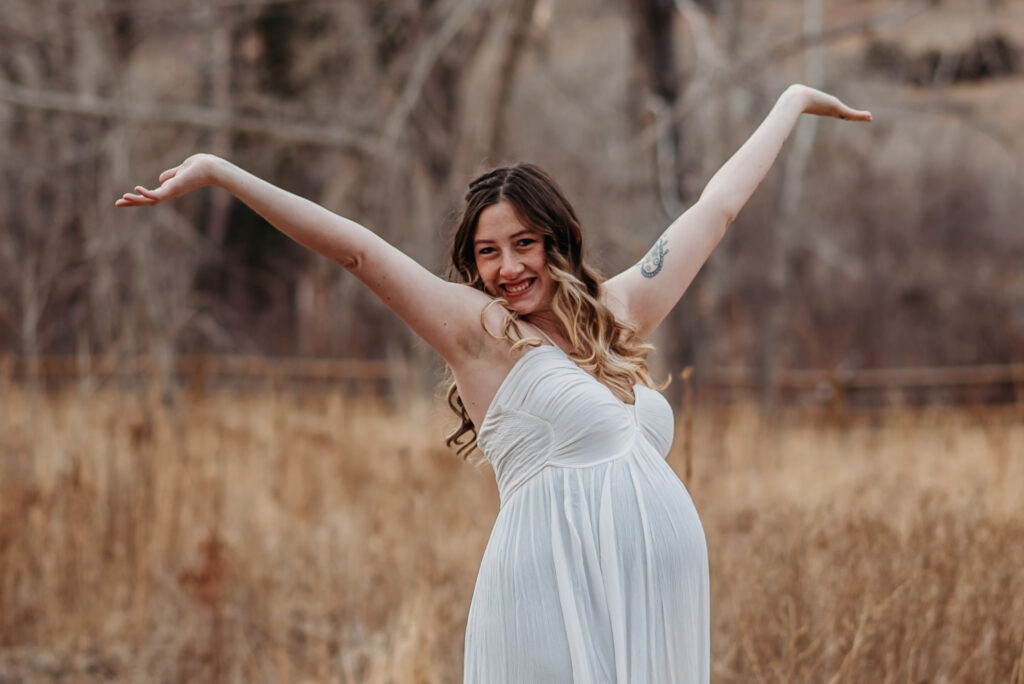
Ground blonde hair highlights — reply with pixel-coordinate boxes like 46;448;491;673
445;163;665;458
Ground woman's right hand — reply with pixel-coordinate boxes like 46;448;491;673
115;153;222;207
787;84;872;122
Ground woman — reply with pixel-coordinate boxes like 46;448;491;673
118;84;871;682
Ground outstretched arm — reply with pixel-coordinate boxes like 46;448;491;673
117;154;489;363
603;84;871;340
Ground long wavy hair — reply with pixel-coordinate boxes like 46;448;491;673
445;163;663;457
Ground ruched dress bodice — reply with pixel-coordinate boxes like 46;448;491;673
479;346;674;504
464;344;710;684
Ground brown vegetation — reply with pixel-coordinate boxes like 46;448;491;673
2;381;1021;682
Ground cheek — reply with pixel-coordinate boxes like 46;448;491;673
474;259;495;290
537;258;558;294
532;252;552;281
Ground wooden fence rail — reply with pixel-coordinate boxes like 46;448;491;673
3;355;1023;403
702;363;1024;411
1;355;392;382
707;364;1024;390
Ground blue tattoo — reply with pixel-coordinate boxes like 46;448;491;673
639;238;669;278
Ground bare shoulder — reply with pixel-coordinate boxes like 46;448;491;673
452;290;538;363
443;285;509;357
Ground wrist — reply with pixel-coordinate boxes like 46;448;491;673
203;154;232;188
781;84;810;111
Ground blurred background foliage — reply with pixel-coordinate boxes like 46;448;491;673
1;0;1022;398
2;3;1024;681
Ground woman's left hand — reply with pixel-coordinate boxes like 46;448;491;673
115;153;222;208
787;84;872;122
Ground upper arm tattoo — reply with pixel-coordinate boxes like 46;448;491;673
638;237;669;278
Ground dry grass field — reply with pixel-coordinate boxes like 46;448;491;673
1;379;1023;683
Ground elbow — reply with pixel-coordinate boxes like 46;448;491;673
719;208;737;233
334;248;363;272
696;194;736;238
713;217;732;247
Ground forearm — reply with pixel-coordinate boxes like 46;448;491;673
211;157;372;268
698;86;806;224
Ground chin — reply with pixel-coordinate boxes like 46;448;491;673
508;302;534;316
490;295;528;317
510;295;551;318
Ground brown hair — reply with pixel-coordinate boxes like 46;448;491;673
445;163;662;457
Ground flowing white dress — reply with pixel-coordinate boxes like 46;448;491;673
463;343;710;683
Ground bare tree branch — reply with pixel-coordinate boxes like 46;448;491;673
0;79;386;157
674;0;724;73
731;0;930;80
631;0;933;153
383;0;495;150
487;0;538;156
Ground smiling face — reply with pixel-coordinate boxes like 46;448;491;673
473;201;556;317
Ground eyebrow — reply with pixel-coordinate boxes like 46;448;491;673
473;229;536;246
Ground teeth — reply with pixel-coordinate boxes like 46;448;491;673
505;280;531;293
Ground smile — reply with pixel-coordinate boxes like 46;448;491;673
502;279;535;296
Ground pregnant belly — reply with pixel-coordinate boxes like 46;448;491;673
478;453;706;602
465;453;709;682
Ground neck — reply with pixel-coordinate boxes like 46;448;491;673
524;311;568;348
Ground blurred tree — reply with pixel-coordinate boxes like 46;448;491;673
0;0;1021;404
628;0;686;208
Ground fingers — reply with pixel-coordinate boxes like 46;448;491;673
832;97;872;122
114;176;178;207
115;192;155;207
135;185;162;200
840;108;872;122
802;89;872;123
115;166;175;207
158;166;179;184
115;187;163;207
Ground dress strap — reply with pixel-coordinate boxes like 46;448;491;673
534;326;557;347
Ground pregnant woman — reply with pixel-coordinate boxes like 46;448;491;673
118;84;870;683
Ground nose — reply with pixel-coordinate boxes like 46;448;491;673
498;252;524;281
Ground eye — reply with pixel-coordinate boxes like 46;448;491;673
517;238;536;248
477;246;495;256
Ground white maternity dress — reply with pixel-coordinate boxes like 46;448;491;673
463;342;710;683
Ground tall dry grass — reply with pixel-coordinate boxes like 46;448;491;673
1;379;1022;682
